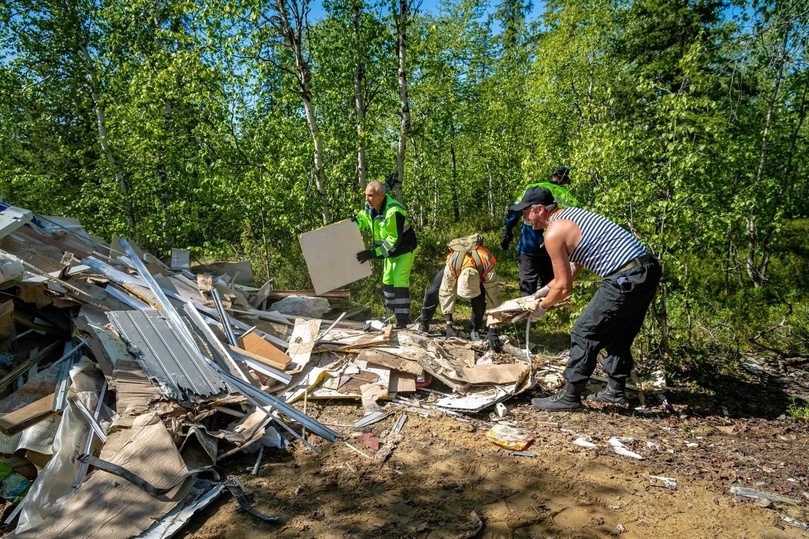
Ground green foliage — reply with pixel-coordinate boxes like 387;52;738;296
1;0;808;378
787;400;809;421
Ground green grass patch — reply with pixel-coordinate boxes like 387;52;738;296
787;400;809;420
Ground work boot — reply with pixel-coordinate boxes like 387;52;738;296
532;382;586;412
418;309;432;333
395;316;410;329
587;378;627;404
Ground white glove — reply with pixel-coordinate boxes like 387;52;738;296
529;304;548;322
534;285;551;299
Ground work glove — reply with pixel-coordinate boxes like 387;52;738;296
349;214;358;223
534;285;551;299
529;304;548;322
486;326;503;352
499;230;512;252
356;249;375;263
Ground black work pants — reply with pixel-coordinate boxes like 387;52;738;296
421;267;486;329
565;259;662;385
518;250;554;296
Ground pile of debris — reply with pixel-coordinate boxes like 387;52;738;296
0;202;535;537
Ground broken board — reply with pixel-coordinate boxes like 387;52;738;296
298;219;372;295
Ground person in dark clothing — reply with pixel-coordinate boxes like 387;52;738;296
511;187;661;412
501;168;580;296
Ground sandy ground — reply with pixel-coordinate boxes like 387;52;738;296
178;387;809;539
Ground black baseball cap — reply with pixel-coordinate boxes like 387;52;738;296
510;186;555;212
553;167;571;182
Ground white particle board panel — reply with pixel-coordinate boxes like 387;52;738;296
299;219;372;295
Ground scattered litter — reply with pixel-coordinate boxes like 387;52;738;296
355;410;389;428
375;413;407;463
729;486;801;504
608;437;644;460
344;441;374;459
573;437;597;449
510;451;537;458
782;516;809;530
476;350;494;365
486;424;533;451
357;432;380;451
649;475;678;489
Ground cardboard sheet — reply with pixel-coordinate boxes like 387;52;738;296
298;219;372;295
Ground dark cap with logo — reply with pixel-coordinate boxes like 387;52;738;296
509;186;556;212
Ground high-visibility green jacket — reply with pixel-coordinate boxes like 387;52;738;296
356;194;417;258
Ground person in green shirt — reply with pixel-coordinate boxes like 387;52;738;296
354;181;418;328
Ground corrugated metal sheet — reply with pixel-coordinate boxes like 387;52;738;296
107;310;226;402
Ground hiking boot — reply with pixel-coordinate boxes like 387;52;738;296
418;321;430;333
469;329;481;341
587;378;627;404
395;316;410;329
532;382;586;412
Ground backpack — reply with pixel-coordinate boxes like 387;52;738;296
447;234;484;276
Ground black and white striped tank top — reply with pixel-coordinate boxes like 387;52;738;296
549;207;648;278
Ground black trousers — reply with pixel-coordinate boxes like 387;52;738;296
565;259;662;384
518;250;554;296
421;267;486;329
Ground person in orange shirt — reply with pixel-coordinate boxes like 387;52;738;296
418;241;503;351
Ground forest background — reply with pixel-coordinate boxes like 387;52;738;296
1;0;807;389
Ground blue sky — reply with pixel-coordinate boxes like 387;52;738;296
307;0;544;23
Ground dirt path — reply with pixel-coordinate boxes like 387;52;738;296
179;395;809;539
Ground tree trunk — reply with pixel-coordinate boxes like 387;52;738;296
275;0;331;225
77;41;137;238
353;2;368;188
394;0;411;201
746;22;790;287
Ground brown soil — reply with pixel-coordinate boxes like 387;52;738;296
178;378;809;539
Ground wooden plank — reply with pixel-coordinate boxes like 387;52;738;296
358;349;423;375
389;373;416;393
0;341;61;394
286;318;321;373
237;332;290;370
336;325;393;351
0;394;57;435
298;219;371;295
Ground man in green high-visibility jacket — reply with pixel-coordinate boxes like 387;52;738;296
354;181;418;328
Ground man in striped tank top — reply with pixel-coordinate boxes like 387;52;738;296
509;187;661;411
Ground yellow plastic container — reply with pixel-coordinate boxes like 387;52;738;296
486;424;534;451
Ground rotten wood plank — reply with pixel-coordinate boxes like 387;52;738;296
0;394;58;435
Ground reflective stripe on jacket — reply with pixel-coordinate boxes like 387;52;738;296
439;246;502;315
